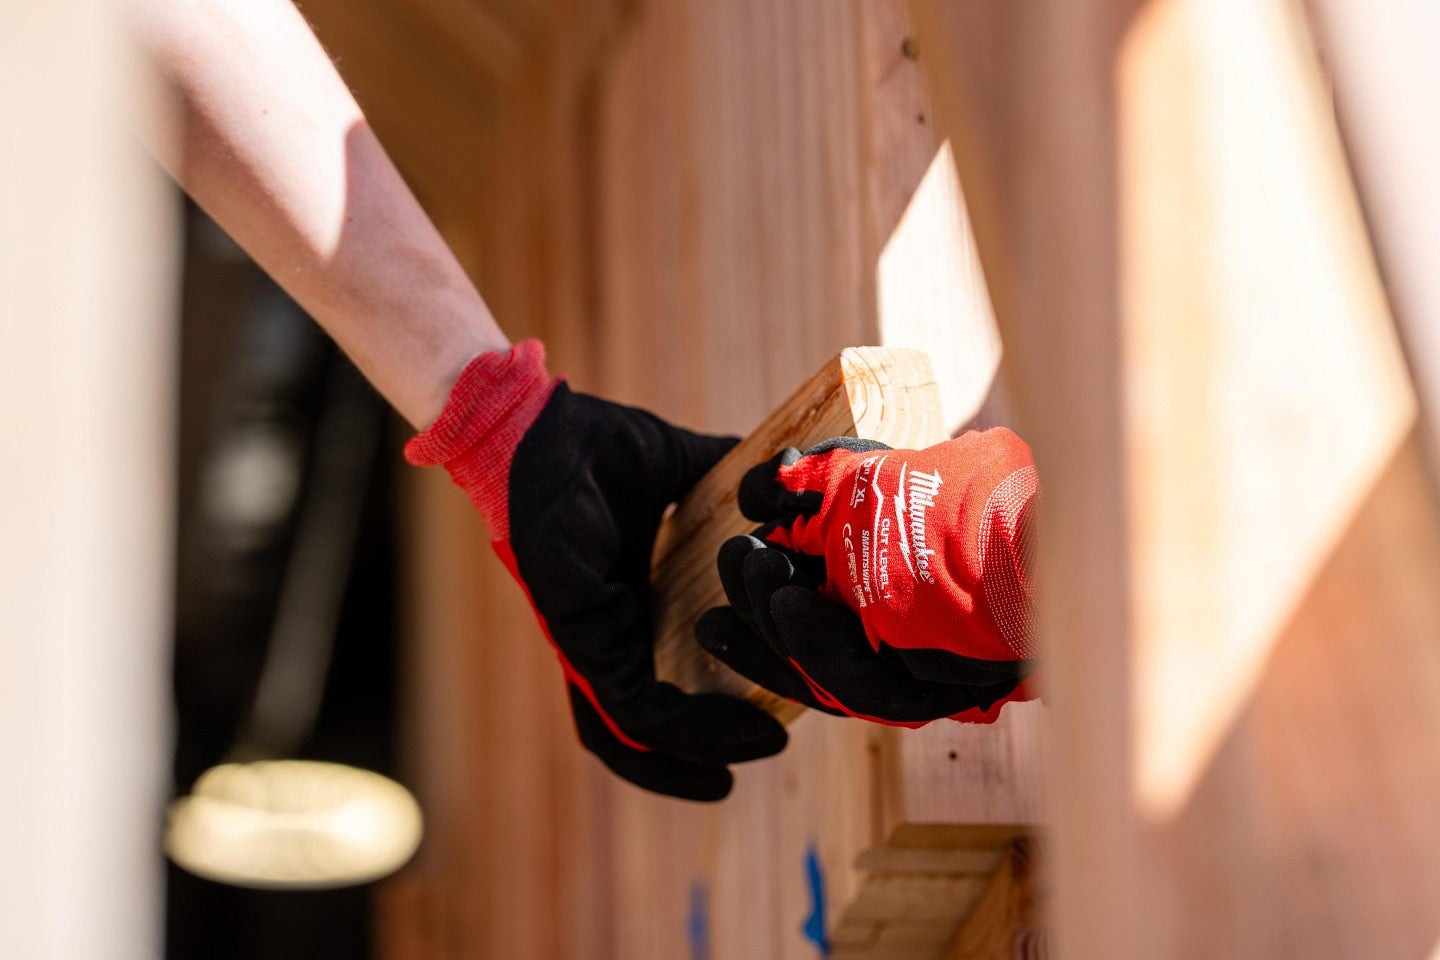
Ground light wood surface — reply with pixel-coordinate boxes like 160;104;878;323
831;828;1037;960
299;0;497;216
1304;0;1440;480
1;5;176;956
942;838;1043;960
651;347;947;720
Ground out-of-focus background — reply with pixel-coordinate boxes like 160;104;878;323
5;0;1440;958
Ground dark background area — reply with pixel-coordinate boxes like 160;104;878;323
167;203;402;960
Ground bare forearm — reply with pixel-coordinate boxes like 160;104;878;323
126;0;506;427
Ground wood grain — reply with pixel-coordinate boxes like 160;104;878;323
831;827;1036;960
1304;0;1440;479
1;5;174;954
650;347;947;720
942;839;1044;960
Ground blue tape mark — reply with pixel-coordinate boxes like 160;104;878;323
687;880;710;960
802;843;830;956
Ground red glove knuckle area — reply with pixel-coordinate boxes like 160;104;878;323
770;428;1042;717
978;463;1040;659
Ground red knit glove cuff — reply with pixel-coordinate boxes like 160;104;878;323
403;339;559;539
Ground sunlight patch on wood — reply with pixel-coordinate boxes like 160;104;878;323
1118;0;1416;818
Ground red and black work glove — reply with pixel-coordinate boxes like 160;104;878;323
697;536;1024;724
405;341;787;801
696;432;1041;725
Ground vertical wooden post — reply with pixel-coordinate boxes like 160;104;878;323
1304;0;1440;480
0;3;178;957
909;1;1140;954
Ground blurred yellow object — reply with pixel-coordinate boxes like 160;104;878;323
166;761;422;889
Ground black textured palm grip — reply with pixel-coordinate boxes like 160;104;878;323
697;533;1022;724
507;384;786;801
737;437;892;523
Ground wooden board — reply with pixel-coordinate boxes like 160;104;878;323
650;346;947;721
942;838;1044;960
831;827;1036;960
1;4;175;956
1305;0;1440;478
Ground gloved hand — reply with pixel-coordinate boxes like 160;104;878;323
697;536;1030;724
405;341;787;801
696;431;1042;724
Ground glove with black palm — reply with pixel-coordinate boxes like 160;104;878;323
697;534;1029;725
407;341;786;801
695;433;1042;726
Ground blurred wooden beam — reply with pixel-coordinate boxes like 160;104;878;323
1;3;177;956
906;3;1135;950
301;0;496;214
390;0;528;90
1304;0;1440;482
910;0;1440;957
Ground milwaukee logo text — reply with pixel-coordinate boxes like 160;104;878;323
906;468;943;585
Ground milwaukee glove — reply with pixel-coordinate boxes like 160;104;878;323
697;535;1029;724
405;341;787;801
699;430;1041;722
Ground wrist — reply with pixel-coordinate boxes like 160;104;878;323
407;324;512;429
404;339;559;537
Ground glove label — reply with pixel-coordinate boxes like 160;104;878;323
764;427;1038;670
848;454;881;508
838;457;949;612
842;455;886;610
900;463;944;586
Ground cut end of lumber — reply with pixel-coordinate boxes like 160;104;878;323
650;347;949;722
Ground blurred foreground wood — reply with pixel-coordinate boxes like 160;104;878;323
0;4;176;956
910;0;1440;956
651;346;947;721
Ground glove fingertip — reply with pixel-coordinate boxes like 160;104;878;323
685;694;789;760
738;448;804;522
568;685;740;802
801;436;892;456
769;585;870;657
719;533;766;564
642;762;736;803
718;535;765;606
693;770;736;803
695;607;825;711
742;545;796;595
695;606;745;656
